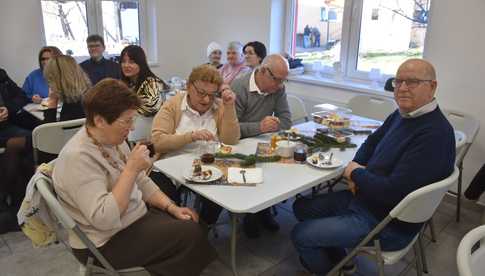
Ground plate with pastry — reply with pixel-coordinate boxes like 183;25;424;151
184;160;223;183
306;153;343;169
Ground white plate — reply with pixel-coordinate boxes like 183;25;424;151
306;154;343;169
183;165;223;183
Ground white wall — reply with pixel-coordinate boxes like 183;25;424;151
0;0;45;84
152;0;272;80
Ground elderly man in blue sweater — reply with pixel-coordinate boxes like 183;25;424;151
291;59;456;275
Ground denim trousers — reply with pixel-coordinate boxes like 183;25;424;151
291;191;414;275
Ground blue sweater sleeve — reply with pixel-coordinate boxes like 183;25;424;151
353;112;396;165
351;129;455;207
22;75;34;100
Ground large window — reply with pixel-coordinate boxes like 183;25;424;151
289;0;431;82
41;0;141;58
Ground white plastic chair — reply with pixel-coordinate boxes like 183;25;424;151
457;225;485;276
127;116;154;142
443;109;480;222
32;118;86;165
287;94;309;124
35;177;150;276
328;167;459;276
347;95;397;121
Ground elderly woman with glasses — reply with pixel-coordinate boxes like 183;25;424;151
219;41;250;84
52;79;216;276
151;64;240;157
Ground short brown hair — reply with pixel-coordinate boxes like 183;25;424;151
86;34;105;47
188;64;223;86
83;78;141;126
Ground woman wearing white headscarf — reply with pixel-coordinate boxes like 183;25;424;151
206;42;223;69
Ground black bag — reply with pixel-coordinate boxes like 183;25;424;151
464;164;485;200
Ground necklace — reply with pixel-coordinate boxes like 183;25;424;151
86;127;127;171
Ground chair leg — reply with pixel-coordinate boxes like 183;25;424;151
374;240;385;276
428;218;437;243
456;163;463;222
413;244;424;276
418;234;429;274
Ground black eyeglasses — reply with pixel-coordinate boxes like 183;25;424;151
392;78;433;89
192;84;220;98
266;67;288;84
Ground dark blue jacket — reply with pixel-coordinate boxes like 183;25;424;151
351;107;455;232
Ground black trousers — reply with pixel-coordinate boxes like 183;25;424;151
72;209;217;276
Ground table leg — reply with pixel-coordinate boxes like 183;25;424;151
230;212;239;276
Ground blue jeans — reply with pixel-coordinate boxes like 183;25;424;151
291;191;414;275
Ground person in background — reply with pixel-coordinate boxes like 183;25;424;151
120;45;169;117
80;34;122;85
22;46;62;103
206;42;223;69
232;54;292;238
53;79;216;276
0;68;35;234
43;55;90;123
243;41;267;69
291;59;455;275
219;41;250;84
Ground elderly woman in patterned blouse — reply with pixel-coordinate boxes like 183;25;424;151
120;45;169;117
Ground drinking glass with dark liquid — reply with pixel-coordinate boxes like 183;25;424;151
293;143;307;163
140;141;155;157
199;141;218;164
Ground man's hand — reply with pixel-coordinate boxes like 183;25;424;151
0;107;8;122
260;116;280;133
191;129;215;141
347;180;358;195
168;205;199;222
220;84;236;105
32;94;42;104
343;161;365;180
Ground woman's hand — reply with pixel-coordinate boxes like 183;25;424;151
0;107;8;122
191;129;215;141
168;205;199;222
32;94;42;104
126;143;151;173
219;84;236;105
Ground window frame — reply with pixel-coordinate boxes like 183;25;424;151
285;0;429;84
40;0;157;64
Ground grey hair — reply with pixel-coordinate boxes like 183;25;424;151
261;54;290;71
227;41;243;54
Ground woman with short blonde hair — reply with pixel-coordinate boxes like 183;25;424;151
43;55;90;122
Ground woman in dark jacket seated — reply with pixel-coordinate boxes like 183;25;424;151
0;68;35;233
42;55;90;123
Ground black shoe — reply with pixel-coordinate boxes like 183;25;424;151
259;209;280;232
0;210;20;234
243;214;260;239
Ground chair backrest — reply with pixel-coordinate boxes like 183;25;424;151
287;94;309;124
443;109;480;144
442;109;480;164
457;225;485;276
35;177;119;274
455;130;467;151
347;95;397;121
32;118;85;164
127;115;154;142
390;166;459;223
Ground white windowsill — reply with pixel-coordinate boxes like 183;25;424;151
287;74;394;99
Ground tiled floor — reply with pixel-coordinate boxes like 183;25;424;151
0;195;483;276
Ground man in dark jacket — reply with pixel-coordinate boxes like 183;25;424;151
291;59;456;275
80;34;121;85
